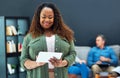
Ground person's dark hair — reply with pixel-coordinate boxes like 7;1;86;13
29;2;74;42
96;34;106;41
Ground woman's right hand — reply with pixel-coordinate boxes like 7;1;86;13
36;62;46;67
24;60;46;70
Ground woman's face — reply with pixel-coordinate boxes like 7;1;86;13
40;7;54;29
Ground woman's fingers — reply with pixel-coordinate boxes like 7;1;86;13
49;57;63;67
36;62;46;66
49;58;57;65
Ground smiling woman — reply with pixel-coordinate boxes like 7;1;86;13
40;7;54;30
20;2;76;78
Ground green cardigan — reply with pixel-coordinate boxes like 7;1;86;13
20;34;76;78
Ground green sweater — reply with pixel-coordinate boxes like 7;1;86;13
20;34;76;78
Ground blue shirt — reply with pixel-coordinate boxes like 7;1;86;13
87;46;118;67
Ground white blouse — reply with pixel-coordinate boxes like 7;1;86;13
46;35;55;69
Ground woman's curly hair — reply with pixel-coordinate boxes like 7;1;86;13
29;2;74;42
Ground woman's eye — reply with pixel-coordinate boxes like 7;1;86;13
48;17;53;19
42;17;46;18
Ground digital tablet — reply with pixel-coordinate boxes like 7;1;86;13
98;64;110;67
36;52;63;62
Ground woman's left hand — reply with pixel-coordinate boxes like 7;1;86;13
49;57;68;67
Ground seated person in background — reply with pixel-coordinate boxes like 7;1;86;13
87;34;118;76
68;56;90;78
111;66;120;77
